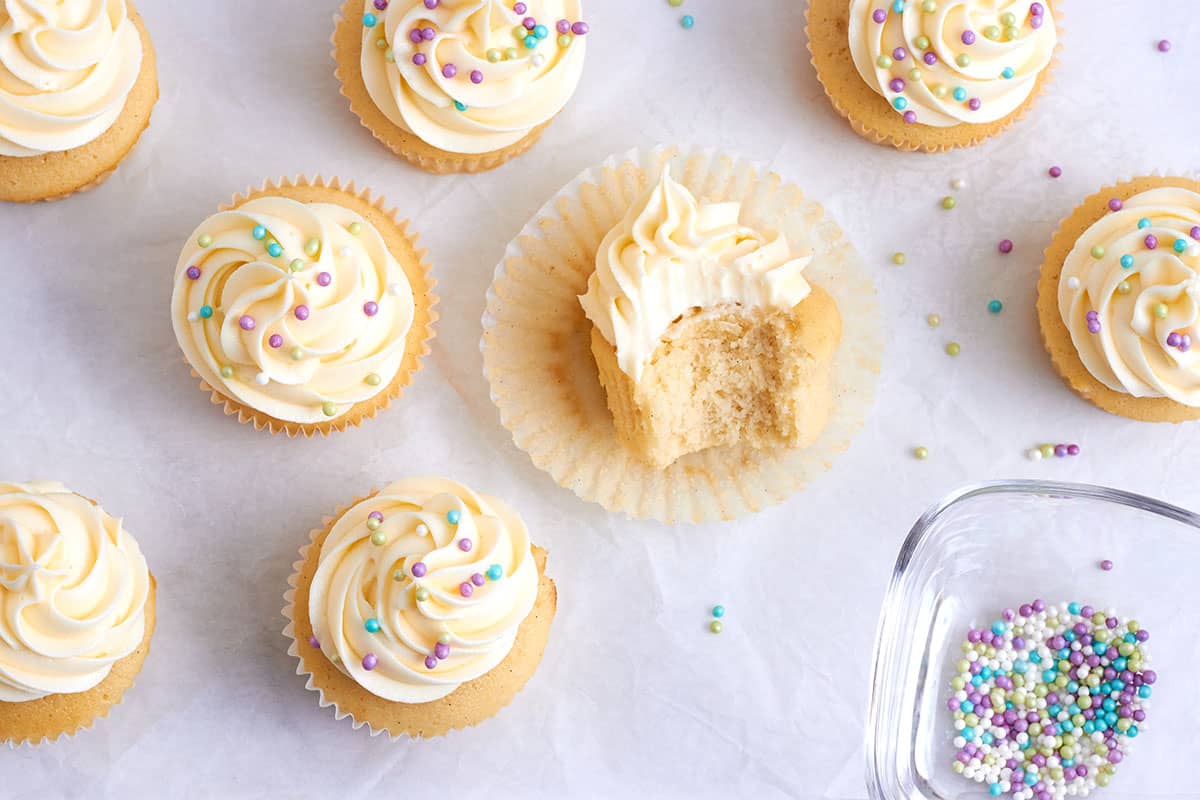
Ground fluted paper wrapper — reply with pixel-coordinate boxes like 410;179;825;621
481;145;881;524
185;175;439;438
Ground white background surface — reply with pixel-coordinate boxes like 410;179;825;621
2;1;1199;798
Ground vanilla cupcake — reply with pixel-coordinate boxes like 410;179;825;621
808;0;1057;152
0;0;158;202
333;0;588;173
0;482;156;745
284;477;556;738
1038;177;1200;422
171;177;437;436
578;169;842;469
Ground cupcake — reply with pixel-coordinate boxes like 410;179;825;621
0;0;158;203
171;177;437;437
482;146;881;523
1038;176;1200;422
578;169;842;469
0;481;155;745
284;477;556;738
808;0;1057;152
333;0;588;174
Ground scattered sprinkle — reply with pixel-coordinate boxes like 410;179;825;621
951;177;967;191
680;14;694;28
1100;559;1114;572
946;342;961;356
1048;166;1063;179
988;300;1003;314
942;196;957;210
892;251;907;265
1157;39;1172;53
927;313;941;328
709;621;723;634
998;239;1014;254
914;446;930;460
711;605;725;619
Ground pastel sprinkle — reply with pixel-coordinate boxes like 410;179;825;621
1100;559;1114;571
1048;166;1063;178
363;13;377;28
198;234;213;247
458;537;472;552
268;334;283;349
712;605;725;618
424;655;438;670
322;401;337;417
926;313;941;327
487;564;503;580
411;561;427;578
987;300;1002;314
289;258;305;272
415;587;430;602
370;531;386;546
914;446;930;460
362;653;378;670
252;225;267;240
308;636;320;649
941;196;957;210
945;342;961;356
219;365;233;379
365;618;381;633
1121;254;1135;269
1157;39;1172;53
998;239;1013;254
317;272;332;286
267;243;282;258
447;509;461;525
471;572;486;587
892;252;907;265
680;14;694;28
186;266;201;280
365;373;382;386
709;621;724;634
239;315;256;331
459;582;474;597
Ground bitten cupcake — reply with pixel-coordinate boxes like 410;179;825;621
171;177;437;436
284;477;556;738
1038;177;1200;422
578;169;842;469
333;0;588;174
0;482;155;745
0;0;158;202
808;0;1057;152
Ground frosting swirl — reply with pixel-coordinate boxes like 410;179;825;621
1059;187;1200;405
171;195;416;425
578;169;814;380
0;481;149;702
0;0;143;157
360;0;586;154
308;478;539;704
847;0;1055;127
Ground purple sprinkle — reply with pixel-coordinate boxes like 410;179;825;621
1067;443;1080;456
239;315;256;331
1144;669;1158;684
412;53;427;66
434;642;450;659
1019;604;1032;617
1032;598;1045;612
961;30;976;45
458;537;472;552
1081;606;1094;618
471;572;486;586
1136;629;1150;642
423;0;437;8
1030;14;1043;29
308;635;320;649
364;301;379;317
968;97;982;111
1191;226;1200;241
1158;39;1172;53
1031;2;1044;14
317;272;332;286
368;510;384;521
892;47;907;61
947;697;959;711
872;8;887;23
514;2;527;13
998;239;1014;254
294;305;310;321
571;21;589;36
1134;709;1147;721
522;17;536;29
470;69;484;84
459;582;474;597
1108;198;1124;212
377;0;390;9
923;51;938;65
421;27;435;41
1087;319;1101;333
442;63;457;78
556;18;570;34
1145;234;1159;249
1054;444;1068;457
1002;608;1015;622
1086;310;1099;321
409;28;423;43
186;265;201;280
1012;636;1025;650
362;653;378;671
1168;332;1182;347
1048;166;1062;178
424;655;438;670
889;77;906;92
411;561;427;578
903;110;917;123
268;334;283;349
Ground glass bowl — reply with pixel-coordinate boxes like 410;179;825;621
866;480;1198;800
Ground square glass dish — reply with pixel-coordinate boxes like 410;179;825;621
866;480;1197;800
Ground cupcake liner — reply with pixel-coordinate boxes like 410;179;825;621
2;576;156;748
481;145;882;524
1037;172;1200;423
281;491;557;739
0;6;157;203
331;0;551;174
805;0;1061;153
186;175;439;438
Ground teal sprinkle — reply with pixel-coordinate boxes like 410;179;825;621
365;618;381;633
199;305;213;319
893;96;908;110
1175;238;1188;253
447;509;461;525
252;225;267;241
1138;217;1152;229
712;605;726;619
892;0;905;11
953;87;967;102
681;14;695;29
1068;602;1081;615
267;243;282;258
1001;66;1015;79
363;13;377;27
523;34;538;48
988;299;1003;314
486;563;503;581
533;24;548;39
1139;685;1152;699
1123;632;1137;643
454;100;468;111
1121;254;1135;268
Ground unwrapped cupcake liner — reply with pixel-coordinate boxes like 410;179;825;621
805;0;1062;153
330;1;550;174
481;145;882;524
185;175;439;438
281;493;554;739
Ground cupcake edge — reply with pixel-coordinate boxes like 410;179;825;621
330;0;553;175
1036;173;1200;423
281;491;557;739
0;4;159;203
182;175;439;438
805;0;1062;153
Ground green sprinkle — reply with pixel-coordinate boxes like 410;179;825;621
370;531;386;546
348;221;362;235
941;196;957;210
304;238;321;257
375;37;387;49
219;365;234;379
367;517;382;531
557;34;572;47
709;621;723;634
877;55;894;69
914;446;930;460
927;313;941;327
668;0;683;6
945;342;961;356
438;632;452;644
486;48;502;62
290;258;305;272
321;401;337;417
1154;303;1168;319
892;252;907;265
984;25;1001;40
1040;444;1055;459
197;234;213;248
921;0;936;10
290;346;304;361
915;35;931;50
415;588;430;602
392;569;404;582
956;53;971;67
365;373;382;386
1090;245;1106;259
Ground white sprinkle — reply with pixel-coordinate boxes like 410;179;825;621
187;312;198;322
1066;276;1080;290
1027;448;1043;461
950;177;967;191
1189;244;1200;257
531;53;546;68
416;524;429;536
339;246;352;258
255;372;270;385
388;282;404;296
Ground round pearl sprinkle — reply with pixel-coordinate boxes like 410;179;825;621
1158;39;1172;53
363;301;379;317
680;14;694;29
421;27;435;40
941;196;957;210
366;517;382;531
365;373;382;386
1121;254;1135;269
889;78;905;93
877;55;893;69
998;239;1013;254
710;621;724;634
365;618;381;634
254;372;269;386
872;8;886;23
437;632;452;645
415;587;429;602
892;47;908;62
1091;245;1106;259
557;18;572;32
362;13;377;27
956;54;971;68
290;346;304;361
422;655;438;670
370;531;386;546
557;34;571;47
422;0;435;7
294;305;310;321
459;582;474;598
317;272;332;287
186;266;201;280
513;2;527;12
950;177;966;190
924;52;938;66
411;561;428;578
442;63;457;78
892;252;907;265
1154;303;1168;319
945;342;961;357
289;258;305;273
1117;280;1132;294
987;300;1002;314
1067;443;1080;456
1001;66;1014;79
486;48;501;62
961;30;975;45
457;537;472;552
434;642;450;660
927;313;941;328
1109;198;1124;212
1039;444;1055;459
368;510;384;522
921;0;936;10
967;97;981;111
1138;217;1152;230
1174;238;1189;254
308;636;320;649
914;446;930;460
471;572;485;587
200;305;213;319
412;53;427;66
1026;447;1043;461
304;238;320;257
447;509;461;525
268;334;283;349
239;315;256;331
1066;276;1081;290
267;243;283;258
571;21;588;35
362;653;377;670
1100;560;1114;571
416;524;429;536
321;401;337;417
892;97;908;112
712;605;726;619
1048;165;1063;178
252;225;267;241
1145;234;1159;250
198;234;213;248
470;69;484;84
946;600;1152;799
903;110;918;124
